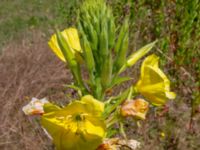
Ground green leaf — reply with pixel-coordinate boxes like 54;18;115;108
106;127;118;138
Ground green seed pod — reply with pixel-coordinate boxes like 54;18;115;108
118;40;157;74
107;9;116;49
82;35;95;73
88;23;98;51
114;19;129;53
101;53;112;89
100;21;108;57
116;32;129;68
114;19;129;72
127;40;157;67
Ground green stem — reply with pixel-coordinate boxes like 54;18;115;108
106;113;118;128
127;86;133;100
120;122;127;139
103;88;130;119
103;86;138;119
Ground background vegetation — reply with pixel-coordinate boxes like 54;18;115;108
0;0;199;149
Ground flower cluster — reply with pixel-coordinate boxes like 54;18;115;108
23;0;176;149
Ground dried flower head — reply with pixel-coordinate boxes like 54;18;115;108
121;98;149;120
22;97;49;115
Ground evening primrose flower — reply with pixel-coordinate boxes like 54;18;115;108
41;95;106;150
22;97;49;115
136;54;176;106
48;28;82;62
120;99;149;120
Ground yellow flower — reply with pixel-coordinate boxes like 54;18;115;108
41;95;106;150
120;99;149;120
136;54;176;106
160;132;165;138
48;28;82;62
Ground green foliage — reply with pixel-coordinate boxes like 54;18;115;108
78;0;119;99
111;0;199;119
77;0;155;100
109;0;200;148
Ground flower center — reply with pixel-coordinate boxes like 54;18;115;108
74;113;86;122
75;114;82;121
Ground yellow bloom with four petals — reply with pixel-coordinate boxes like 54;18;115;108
136;54;176;106
41;95;106;150
48;28;82;62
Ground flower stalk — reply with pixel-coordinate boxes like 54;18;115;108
23;0;177;149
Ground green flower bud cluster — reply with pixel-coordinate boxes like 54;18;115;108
78;0;130;99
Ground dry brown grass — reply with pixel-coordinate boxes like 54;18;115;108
0;30;72;150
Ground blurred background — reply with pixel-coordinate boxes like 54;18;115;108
0;0;199;149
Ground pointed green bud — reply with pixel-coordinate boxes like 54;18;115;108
127;40;157;67
100;22;109;57
101;54;113;89
119;40;157;74
114;19;129;72
107;9;116;49
114;19;129;53
82;35;95;73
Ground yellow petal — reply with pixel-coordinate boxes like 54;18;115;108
48;34;66;62
48;28;82;62
83;117;106;137
166;91;176;99
63;101;88;115
136;54;176;106
62;28;82;52
81;95;104;117
140;54;159;79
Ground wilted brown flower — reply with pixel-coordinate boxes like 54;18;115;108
97;138;140;150
120;98;149;120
